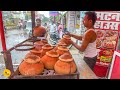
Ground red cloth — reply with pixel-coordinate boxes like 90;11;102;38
110;55;120;79
118;24;120;37
94;65;108;77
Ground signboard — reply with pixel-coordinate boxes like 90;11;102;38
108;51;120;79
94;11;120;77
95;11;120;30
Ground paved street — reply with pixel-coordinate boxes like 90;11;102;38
0;29;30;64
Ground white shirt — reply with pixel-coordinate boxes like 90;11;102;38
50;24;56;33
84;29;97;58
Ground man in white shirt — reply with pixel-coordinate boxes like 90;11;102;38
49;22;56;33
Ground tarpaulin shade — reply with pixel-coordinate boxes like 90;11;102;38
49;11;59;16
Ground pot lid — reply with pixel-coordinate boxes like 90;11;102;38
42;44;53;49
30;48;41;53
46;50;59;57
34;41;44;45
57;46;69;51
59;53;73;62
57;41;67;46
24;55;40;64
63;35;71;39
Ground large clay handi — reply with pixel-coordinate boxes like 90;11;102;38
34;41;44;50
54;41;67;50
40;44;53;58
56;46;71;56
41;50;59;70
19;55;44;76
54;53;77;74
59;35;71;46
25;51;35;58
33;26;46;37
29;48;41;57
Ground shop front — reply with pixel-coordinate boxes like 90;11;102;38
93;11;120;78
79;11;120;78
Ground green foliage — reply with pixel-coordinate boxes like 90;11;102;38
42;16;49;23
49;14;61;23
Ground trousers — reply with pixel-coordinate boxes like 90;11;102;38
83;55;97;71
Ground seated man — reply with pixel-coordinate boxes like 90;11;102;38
33;18;47;40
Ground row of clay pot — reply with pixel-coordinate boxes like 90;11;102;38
18;35;77;76
19;51;77;76
27;34;72;59
18;39;49;76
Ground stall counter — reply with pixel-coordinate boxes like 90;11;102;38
72;54;98;79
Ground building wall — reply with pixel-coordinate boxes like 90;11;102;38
66;11;76;33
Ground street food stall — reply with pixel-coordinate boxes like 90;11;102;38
0;11;80;79
0;11;99;79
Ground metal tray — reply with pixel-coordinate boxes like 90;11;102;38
9;58;79;79
9;64;79;79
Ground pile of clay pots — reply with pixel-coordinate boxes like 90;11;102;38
18;35;77;76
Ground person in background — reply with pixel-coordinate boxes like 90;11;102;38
44;23;49;33
33;18;47;40
4;26;7;33
23;21;27;30
49;21;57;35
17;21;23;30
58;22;64;39
66;11;97;71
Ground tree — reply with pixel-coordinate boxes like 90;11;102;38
49;14;61;23
42;16;49;23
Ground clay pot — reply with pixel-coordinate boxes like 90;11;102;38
54;41;67;50
41;39;48;45
19;55;44;76
60;35;71;46
33;26;46;37
54;53;77;74
40;44;53;58
41;50;59;70
29;48;41;57
34;41;44;50
56;46;71;56
25;52;35;58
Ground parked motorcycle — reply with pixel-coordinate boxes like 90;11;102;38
49;31;60;45
49;29;73;49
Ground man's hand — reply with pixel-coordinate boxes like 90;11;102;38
66;39;73;45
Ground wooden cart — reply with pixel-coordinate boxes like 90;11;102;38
1;37;79;79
